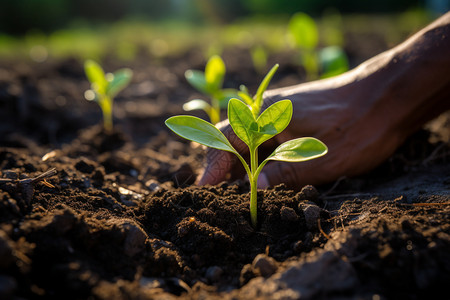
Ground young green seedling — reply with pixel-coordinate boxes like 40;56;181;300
288;12;320;80
166;65;327;228
184;55;237;124
287;12;348;80
84;60;133;132
250;45;268;75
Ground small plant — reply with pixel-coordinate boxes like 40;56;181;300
250;45;268;74
287;12;349;80
184;55;237;124
84;60;133;132
166;65;327;227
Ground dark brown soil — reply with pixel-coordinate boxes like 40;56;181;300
0;46;449;300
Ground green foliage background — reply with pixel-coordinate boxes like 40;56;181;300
0;0;426;35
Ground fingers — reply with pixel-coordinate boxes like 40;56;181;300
197;148;237;185
197;121;249;185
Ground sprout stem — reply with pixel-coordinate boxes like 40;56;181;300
100;96;113;132
250;146;258;228
250;173;258;228
211;98;221;124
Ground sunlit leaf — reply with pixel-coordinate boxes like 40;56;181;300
165;116;237;154
265;137;328;162
253;99;292;146
253;64;279;117
185;69;208;94
107;68;133;98
84;59;107;94
205;55;225;92
228;98;256;148
182;99;211;112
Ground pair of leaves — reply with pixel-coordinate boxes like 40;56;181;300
184;55;226;97
84;60;133;100
228;98;291;150
184;55;238;124
165;99;327;165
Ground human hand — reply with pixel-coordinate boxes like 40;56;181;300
196;80;346;189
198;13;450;190
197;69;405;190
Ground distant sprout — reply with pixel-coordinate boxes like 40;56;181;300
250;45;268;74
288;12;319;80
184;55;237;124
287;12;349;80
319;46;349;78
84;59;133;132
166;64;327;227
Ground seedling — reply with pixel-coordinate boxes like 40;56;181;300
184;55;237;124
84;60;133;132
287;12;348;80
250;45;268;74
166;65;327;227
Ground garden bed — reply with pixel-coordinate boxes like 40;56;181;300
0;47;449;299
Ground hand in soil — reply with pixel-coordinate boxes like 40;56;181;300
198;12;450;189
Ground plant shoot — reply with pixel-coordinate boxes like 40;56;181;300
84;60;133;132
288;12;349;79
184;55;237;124
166;65;327;227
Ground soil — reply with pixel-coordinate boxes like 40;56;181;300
0;44;449;300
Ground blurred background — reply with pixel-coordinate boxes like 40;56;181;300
0;0;447;63
0;0;447;34
0;0;449;152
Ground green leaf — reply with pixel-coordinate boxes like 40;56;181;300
205;55;225;92
253;99;292;147
228;98;256;148
252;64;278;117
182;99;218;123
165;116;237;154
250;45;268;73
288;12;319;50
319;46;349;79
265;137;328;162
302;51;319;80
84;60;107;94
106;68;133;98
185;70;208;94
182;99;211;112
